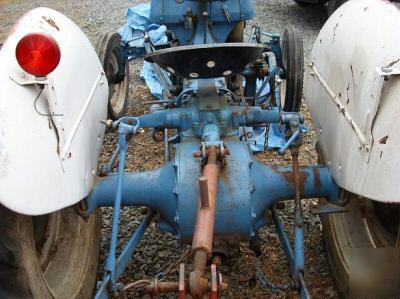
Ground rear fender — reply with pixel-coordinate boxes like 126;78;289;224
305;0;400;203
0;7;108;215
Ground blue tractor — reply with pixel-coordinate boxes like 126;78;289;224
1;0;399;298
90;1;340;298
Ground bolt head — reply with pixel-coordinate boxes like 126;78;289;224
381;66;393;73
137;128;145;135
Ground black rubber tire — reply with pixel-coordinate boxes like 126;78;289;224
0;205;101;299
226;21;245;43
317;146;400;298
294;0;328;5
327;0;347;16
322;198;400;298
281;27;304;112
97;32;129;120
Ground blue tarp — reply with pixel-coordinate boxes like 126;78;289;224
118;4;167;56
119;4;167;99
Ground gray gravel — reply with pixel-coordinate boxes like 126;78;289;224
0;0;337;298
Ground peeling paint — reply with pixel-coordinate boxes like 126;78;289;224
42;16;60;31
350;64;356;102
379;135;389;144
386;58;400;68
332;22;339;44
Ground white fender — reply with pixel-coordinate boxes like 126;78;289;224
0;8;108;215
305;0;400;202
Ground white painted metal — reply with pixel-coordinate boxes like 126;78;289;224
0;7;108;215
305;0;400;203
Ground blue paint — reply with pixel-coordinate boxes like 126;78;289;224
87;140;340;241
104;127;128;287
271;208;295;273
271;209;310;298
149;0;254;45
104;144;120;174
87;163;177;230
294;218;304;278
94;1;342;297
94;212;153;299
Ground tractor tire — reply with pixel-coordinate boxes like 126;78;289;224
327;0;348;16
321;198;400;298
316;145;400;298
97;32;129;120
0;204;101;299
226;21;245;43
281;27;304;112
294;0;328;6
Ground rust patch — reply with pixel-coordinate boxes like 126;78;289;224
312;167;322;189
42;16;60;31
332;22;339;44
350;64;356;101
379;135;389;144
48;115;61;155
386;58;400;68
280;168;309;194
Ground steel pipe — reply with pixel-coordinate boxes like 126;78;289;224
291;147;304;288
190;146;220;298
199;176;210;208
191;147;219;255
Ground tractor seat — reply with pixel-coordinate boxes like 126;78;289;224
145;43;265;79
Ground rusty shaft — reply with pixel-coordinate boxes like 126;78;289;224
192;147;219;255
143;282;180;295
199;176;210;208
190;146;220;298
120;280;181;298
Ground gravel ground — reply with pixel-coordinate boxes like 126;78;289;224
0;1;337;298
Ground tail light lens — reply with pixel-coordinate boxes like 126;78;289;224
15;33;60;77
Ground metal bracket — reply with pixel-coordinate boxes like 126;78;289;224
94;119;151;298
271;208;310;299
375;66;400;77
308;62;370;150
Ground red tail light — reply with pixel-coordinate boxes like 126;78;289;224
15;33;61;77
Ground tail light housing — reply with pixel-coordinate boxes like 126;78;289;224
15;33;61;77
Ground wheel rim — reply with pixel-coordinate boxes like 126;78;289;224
31;208;99;298
326;198;399;276
367;201;400;247
280;38;288;110
107;47;128;115
280;78;287;109
33;213;59;272
332;199;399;258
